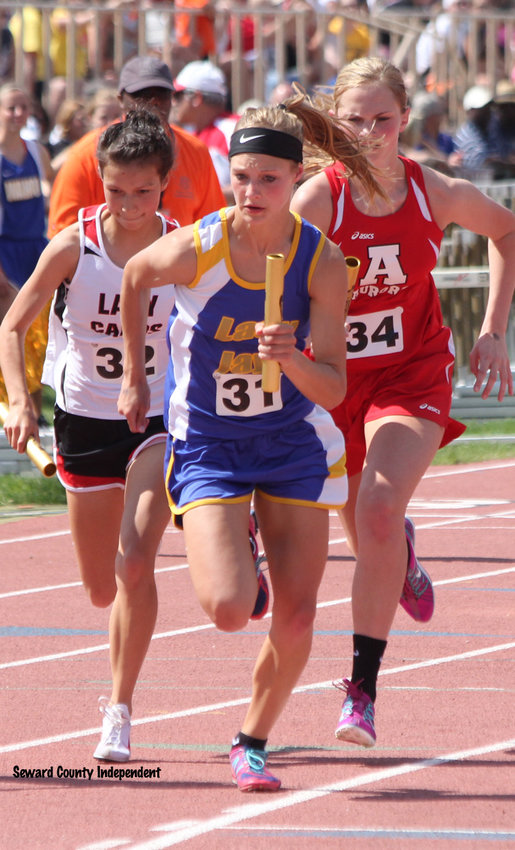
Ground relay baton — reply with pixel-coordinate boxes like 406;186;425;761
344;256;360;318
262;253;285;393
0;402;56;478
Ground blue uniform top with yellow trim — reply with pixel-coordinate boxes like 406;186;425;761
165;208;326;441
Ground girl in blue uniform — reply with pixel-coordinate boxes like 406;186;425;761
119;103;380;791
0;83;54;416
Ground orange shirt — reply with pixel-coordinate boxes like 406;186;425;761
48;123;224;237
174;0;215;56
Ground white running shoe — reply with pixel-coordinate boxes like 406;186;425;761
93;697;131;762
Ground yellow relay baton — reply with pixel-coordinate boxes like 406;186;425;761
0;402;56;478
262;253;285;394
344;256;360;317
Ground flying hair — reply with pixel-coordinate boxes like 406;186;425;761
235;86;383;199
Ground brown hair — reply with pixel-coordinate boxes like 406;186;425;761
97;108;173;180
54;98;87;137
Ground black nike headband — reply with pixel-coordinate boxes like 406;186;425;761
228;127;303;162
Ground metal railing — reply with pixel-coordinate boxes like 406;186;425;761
6;2;515;127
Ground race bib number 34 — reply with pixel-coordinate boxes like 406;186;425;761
346;307;404;359
214;372;283;417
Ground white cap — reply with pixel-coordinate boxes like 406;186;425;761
463;85;492;111
174;61;227;99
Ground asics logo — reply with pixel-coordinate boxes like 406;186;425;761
238;133;266;143
419;402;441;414
351;231;374;239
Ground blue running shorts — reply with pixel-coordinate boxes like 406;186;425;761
165;408;348;525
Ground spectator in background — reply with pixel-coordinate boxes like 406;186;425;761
453;84;499;180
0;10;14;85
46;0;94;130
261;0;322;95
315;0;371;84
48;54;224;237
0;84;53;304
416;0;472;84
400;89;457;174
171;0;216;75
493;79;515;179
268;80;295;106
217;0;258;107
0;83;54;417
48;98;89;171
20;97;51;146
50;1;91;86
172;60;238;201
8;7;45;104
86;86;123;130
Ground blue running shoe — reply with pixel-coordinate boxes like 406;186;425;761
249;512;269;620
400;517;435;622
230;745;281;791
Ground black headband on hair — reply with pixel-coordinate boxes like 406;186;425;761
229;127;303;162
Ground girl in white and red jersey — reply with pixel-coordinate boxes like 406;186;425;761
291;57;515;748
0;109;179;763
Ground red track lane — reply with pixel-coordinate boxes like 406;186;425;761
1;460;514;850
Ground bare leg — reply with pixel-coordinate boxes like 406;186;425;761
351;415;443;640
338;471;361;558
66;488;123;608
108;442;170;712
239;497;329;739
183;500;258;633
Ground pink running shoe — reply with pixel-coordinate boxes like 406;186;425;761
334;679;376;748
249;512;269;620
230;745;281;792
400;517;435;623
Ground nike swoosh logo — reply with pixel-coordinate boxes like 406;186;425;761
239;133;266;143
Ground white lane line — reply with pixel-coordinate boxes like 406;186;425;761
106;737;515;849
1;459;513;553
3;502;514;601
0;524;179;547
1;641;513;755
1;565;513;670
423;460;515;479
0;562;190;600
0;529;70;545
0;621;215;670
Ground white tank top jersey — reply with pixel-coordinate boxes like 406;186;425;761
43;203;178;420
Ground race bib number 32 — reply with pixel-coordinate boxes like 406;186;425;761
346;307;404;359
214;372;283;417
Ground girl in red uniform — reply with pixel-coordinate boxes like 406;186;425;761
290;57;515;747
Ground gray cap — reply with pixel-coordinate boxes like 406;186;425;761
118;56;174;95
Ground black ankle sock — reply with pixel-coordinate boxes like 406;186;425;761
232;731;267;751
351;633;387;703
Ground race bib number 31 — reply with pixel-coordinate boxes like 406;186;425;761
346;307;404;359
214;372;283;417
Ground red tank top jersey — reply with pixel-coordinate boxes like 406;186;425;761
325;156;449;373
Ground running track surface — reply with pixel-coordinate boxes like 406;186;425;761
1;460;514;850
